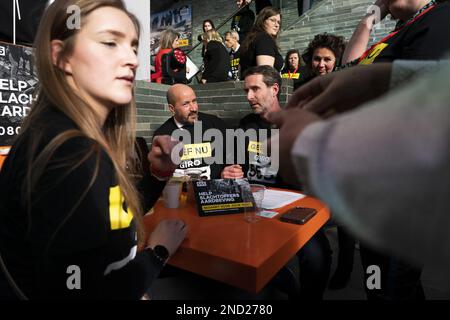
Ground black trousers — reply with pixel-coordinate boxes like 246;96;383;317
360;244;425;300
297;228;332;299
269;228;331;300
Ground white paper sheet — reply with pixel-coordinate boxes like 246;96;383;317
258;210;279;218
262;189;305;209
185;56;200;80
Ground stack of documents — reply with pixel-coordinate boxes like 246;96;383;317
262;189;305;209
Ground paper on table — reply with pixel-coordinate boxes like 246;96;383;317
262;189;305;209
258;210;278;218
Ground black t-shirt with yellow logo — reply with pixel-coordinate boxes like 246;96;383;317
229;48;241;81
0;109;163;299
153;112;228;180
358;1;450;65
238;113;296;189
280;66;315;90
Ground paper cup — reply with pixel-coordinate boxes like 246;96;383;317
163;182;182;208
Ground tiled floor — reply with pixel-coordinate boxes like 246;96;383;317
149;227;450;300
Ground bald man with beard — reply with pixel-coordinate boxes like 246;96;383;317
152;84;243;180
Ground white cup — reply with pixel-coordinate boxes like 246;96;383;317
163;182;182;208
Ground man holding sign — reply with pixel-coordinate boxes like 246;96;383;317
152;84;243;180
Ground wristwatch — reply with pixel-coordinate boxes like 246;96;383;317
152;245;169;264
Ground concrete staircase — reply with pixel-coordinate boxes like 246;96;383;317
186;0;396;71
279;0;396;57
135;81;172;143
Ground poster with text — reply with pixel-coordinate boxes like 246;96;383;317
193;179;256;217
150;3;193;56
0;41;38;147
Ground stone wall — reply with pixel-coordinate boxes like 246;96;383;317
135;79;293;145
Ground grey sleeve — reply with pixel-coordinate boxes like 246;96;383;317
292;60;450;269
390;59;449;89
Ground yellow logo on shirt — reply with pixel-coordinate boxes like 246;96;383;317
231;58;240;67
281;73;300;79
109;185;133;230
248;141;263;154
359;43;389;65
181;142;212;160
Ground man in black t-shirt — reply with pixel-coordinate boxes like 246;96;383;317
239;67;283;188
224;30;241;81
239;65;331;299
152;84;243;180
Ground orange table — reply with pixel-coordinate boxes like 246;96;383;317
0;156;5;170
0;147;10;170
143;189;330;293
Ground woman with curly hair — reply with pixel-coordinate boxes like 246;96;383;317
302;33;346;76
201;30;230;83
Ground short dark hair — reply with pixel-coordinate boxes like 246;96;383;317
243;65;282;88
302;33;346;67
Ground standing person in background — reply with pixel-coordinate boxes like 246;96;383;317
280;49;314;90
151;29;181;83
255;0;274;13
239;6;283;79
224;30;241;81
198;19;216;58
231;0;255;45
201;30;231;84
0;0;186;300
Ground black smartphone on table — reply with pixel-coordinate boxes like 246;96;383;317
279;207;317;225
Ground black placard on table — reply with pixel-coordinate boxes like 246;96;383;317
193;178;256;217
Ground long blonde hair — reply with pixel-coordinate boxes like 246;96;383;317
203;30;224;45
19;0;145;246
159;28;180;49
